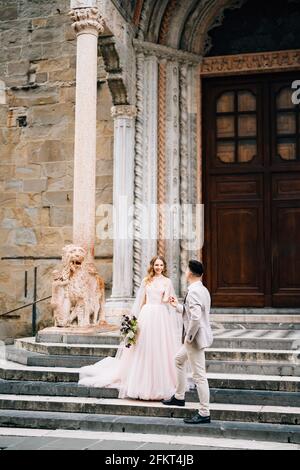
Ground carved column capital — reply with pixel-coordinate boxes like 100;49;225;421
111;105;137;119
69;6;105;35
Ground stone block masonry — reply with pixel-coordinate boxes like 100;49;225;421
0;1;114;333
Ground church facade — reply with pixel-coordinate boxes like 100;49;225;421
1;0;300;338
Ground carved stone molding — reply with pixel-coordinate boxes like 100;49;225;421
159;0;180;45
69;7;105;35
133;52;145;294
133;40;202;65
157;61;167;257
111;105;137;119
201;49;300;76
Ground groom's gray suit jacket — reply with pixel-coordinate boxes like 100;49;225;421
177;281;213;350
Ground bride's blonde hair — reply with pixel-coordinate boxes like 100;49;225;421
144;256;168;284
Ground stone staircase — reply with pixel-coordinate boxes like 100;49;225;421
0;315;300;447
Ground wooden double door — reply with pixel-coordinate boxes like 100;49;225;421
203;72;300;307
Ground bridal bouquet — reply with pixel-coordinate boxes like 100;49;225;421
120;315;139;348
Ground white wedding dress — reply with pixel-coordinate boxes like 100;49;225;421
79;276;183;401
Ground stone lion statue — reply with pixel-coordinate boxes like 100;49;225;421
51;245;106;328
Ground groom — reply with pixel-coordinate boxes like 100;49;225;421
162;260;213;424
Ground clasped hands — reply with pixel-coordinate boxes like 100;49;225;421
168;296;178;308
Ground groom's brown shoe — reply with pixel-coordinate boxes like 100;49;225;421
162;395;185;407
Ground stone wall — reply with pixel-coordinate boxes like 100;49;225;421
0;0;114;338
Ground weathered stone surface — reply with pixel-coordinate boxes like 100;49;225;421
0;164;15;180
0;128;22;143
38;227;64;245
96;160;113;176
47;177;69;191
59;86;76;103
0;106;8;125
96;175;113;190
28;103;74;127
42;162;68;178
5;179;22;192
8;88;60;107
15;164;42;180
96;187;113;205
94;239;113;258
35;72;48;83
13;228;38;246
39;140;74;163
31;28;63;44
23;178;48;193
1;6;18;21
37;58;70;73
42;190;73;207
50;207;73;227
16;192;42;208
20;44;43;61
31;18;48;28
7;61;30;76
48;69;76;82
0;192;17;207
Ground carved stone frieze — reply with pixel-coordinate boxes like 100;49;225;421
201;49;300;76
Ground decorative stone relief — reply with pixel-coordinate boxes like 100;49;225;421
111;104;137;118
201;49;300;76
69;6;105;34
51;245;106;328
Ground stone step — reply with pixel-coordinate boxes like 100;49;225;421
1;362;299;391
6;347;102;368
6;348;300;375
36;331;121;346
0;395;300;425
212;335;300;351
211;313;300;331
206;360;300;377
0;427;299;450
1;380;299;407
36;329;300;348
0;410;299;444
15;338;300;363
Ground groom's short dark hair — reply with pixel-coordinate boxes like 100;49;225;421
188;260;204;277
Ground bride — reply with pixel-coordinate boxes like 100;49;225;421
78;256;182;401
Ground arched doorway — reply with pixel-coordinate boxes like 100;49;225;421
201;0;300;307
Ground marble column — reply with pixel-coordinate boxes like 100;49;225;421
69;3;105;258
110;105;137;300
